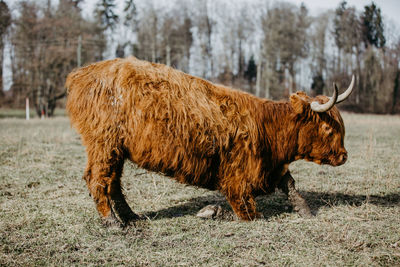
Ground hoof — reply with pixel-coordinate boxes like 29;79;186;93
101;211;141;227
255;212;264;219
110;201;141;227
116;212;142;228
101;213;123;227
233;212;263;221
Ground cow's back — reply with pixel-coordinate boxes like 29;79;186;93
66;57;262;189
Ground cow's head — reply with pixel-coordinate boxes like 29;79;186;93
290;76;355;166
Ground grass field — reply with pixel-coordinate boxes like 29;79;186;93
0;113;399;266
0;109;67;119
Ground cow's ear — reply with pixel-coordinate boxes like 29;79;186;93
290;93;308;114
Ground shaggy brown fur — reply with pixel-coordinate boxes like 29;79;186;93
66;57;348;225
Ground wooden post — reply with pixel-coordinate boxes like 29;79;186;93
25;97;30;120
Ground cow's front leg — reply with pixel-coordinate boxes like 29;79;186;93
225;183;261;221
278;171;312;217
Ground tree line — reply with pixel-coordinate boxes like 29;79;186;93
0;0;399;116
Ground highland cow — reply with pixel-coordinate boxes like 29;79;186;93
66;57;354;225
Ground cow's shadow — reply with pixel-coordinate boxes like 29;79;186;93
141;191;400;221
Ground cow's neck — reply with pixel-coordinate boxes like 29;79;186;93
260;101;299;166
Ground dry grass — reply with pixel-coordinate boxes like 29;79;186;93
0;109;66;119
0;112;399;266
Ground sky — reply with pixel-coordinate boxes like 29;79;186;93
4;0;400;27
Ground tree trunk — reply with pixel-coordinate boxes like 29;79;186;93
238;39;243;77
0;39;4;98
265;63;270;99
288;65;295;96
151;42;156;63
256;59;262;97
355;45;362;105
166;44;171;66
392;68;400;114
205;7;213;78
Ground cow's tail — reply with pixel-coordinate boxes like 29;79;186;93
65;65;96;132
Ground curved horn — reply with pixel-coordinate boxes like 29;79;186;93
310;84;338;113
335;75;355;104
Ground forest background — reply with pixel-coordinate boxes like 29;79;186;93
0;0;399;116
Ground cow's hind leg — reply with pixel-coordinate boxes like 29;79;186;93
84;149;139;226
278;171;312;217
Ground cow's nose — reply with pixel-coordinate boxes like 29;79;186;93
340;153;347;164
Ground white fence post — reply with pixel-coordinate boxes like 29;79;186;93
26;97;30;120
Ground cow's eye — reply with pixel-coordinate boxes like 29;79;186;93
322;124;329;131
321;124;333;136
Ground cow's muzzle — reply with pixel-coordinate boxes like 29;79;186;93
332;152;347;166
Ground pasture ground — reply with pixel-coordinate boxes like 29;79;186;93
0;112;399;266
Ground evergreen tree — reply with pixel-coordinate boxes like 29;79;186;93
244;56;257;83
311;73;324;96
96;0;119;31
361;2;385;48
124;0;137;26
